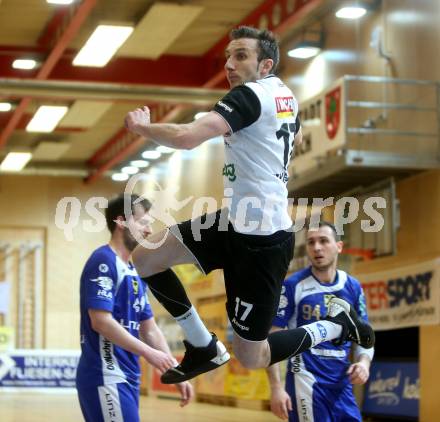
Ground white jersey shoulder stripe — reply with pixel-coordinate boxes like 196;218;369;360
114;255;138;296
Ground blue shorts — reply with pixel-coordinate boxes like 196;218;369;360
286;372;361;422
77;382;140;422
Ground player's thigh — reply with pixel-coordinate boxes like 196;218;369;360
335;386;362;422
77;382;139;422
225;230;294;341
171;209;228;273
132;227;197;276
133;210;228;276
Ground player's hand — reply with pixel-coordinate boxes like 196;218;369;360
270;386;292;420
125;106;151;134
143;348;175;373
175;381;194;407
347;361;370;385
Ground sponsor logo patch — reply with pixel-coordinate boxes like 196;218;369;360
275;96;295;118
217;100;233;113
99;263;109;273
316;322;327;339
91;276;113;291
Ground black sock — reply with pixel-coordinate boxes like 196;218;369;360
142;269;192;317
268;328;313;365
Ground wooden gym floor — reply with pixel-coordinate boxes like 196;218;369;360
0;392;280;422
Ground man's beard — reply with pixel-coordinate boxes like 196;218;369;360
313;257;335;271
122;228;139;252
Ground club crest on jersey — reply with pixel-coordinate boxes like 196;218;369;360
90;276;113;291
275;96;295;118
132;279;139;295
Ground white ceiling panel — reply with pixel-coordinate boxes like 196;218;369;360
33;141;71;161
118;3;204;59
59;100;113;128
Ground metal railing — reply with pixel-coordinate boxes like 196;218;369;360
343;75;440;160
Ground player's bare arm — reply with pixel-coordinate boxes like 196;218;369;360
125;106;229;149
89;309;175;373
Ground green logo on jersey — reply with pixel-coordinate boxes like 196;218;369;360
222;164;236;182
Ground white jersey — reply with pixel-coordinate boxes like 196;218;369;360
214;75;299;235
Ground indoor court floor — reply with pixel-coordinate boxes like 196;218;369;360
0;392;280;422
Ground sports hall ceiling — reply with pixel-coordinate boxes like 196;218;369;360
0;0;336;182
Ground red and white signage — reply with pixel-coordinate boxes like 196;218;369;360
359;259;440;331
289;78;346;176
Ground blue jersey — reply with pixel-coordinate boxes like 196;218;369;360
76;245;153;388
273;267;369;388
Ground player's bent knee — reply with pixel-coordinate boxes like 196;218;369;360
236;355;261;369
133;229;197;277
232;340;269;369
132;244;162;277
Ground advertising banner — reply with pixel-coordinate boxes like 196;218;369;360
363;361;419;420
359;259;440;330
0;349;79;390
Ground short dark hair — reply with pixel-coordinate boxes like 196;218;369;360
307;221;341;241
105;194;151;233
229;25;280;73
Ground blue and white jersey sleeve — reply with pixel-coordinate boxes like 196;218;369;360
352;279;369;323
272;271;304;328
81;249;117;313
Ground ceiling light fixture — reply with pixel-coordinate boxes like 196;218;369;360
121;166;139;175
111;173;129;181
288;41;322;59
155;146;175;154
336;6;367;19
73;25;134;67
12;59;38;70
142;150;161;160
0;152;32;171
130;160;150;168
26;105;69;133
0;102;12;112
46;0;75;4
287;27;324;60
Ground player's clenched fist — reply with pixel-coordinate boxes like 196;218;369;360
125;106;151;135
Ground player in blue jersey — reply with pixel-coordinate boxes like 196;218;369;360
76;194;193;422
267;222;374;422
